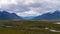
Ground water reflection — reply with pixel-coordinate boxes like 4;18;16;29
54;22;60;24
49;29;60;32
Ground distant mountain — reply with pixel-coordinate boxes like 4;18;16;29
0;11;23;20
23;16;35;20
33;10;60;20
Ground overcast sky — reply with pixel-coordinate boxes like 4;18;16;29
0;0;60;17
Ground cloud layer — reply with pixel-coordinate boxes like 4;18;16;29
0;0;60;17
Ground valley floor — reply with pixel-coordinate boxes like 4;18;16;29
0;20;60;34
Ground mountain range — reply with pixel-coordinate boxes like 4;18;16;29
0;10;60;20
33;10;60;20
0;11;23;20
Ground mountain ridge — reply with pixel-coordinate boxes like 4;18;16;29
32;10;60;20
0;10;23;20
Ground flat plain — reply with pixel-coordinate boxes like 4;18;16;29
0;20;60;34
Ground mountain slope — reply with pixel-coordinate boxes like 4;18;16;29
0;11;23;20
33;10;60;20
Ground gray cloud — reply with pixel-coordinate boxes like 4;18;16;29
0;0;60;17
